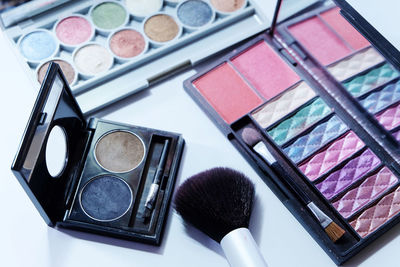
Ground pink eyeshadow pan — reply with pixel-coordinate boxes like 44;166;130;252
193;63;263;124
320;7;370;51
288;16;352;66
231;41;300;100
110;29;146;58
56;16;92;45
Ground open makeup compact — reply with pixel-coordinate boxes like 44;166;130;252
11;63;184;245
184;0;400;264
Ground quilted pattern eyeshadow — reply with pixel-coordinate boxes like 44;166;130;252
266;98;332;146
350;186;400;238
360;80;400;114
333;167;398;219
343;63;399;98
375;101;400;131
283;115;348;164
315;149;381;200
298;131;365;181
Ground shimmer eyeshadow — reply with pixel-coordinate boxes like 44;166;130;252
37;59;76;85
73;43;113;76
144;14;180;43
315;149;381;200
95;131;145;173
327;47;385;81
320;7;370;51
375;102;400;131
288;16;352;66
333;167;398;218
19;30;58;63
252;82;316;128
231;41;300;100
91;2;127;30
125;0;163;18
109;29;146;59
177;0;214;28
193;63;263;124
360;80;400;114
284;115;349;164
55;15;93;46
267;98;332;146
350;186;400;238
80;175;133;221
210;0;245;13
298;131;365;181
343;63;399;98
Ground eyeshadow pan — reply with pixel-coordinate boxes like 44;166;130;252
315;149;381;200
125;0;162;17
144;14;180;43
91;2;127;30
37;59;76;85
327;47;385;81
343;63;399;98
288;16;352;66
333;167;397;218
177;0;214;28
232;41;300;100
109;29;146;58
55;16;93;46
298;131;365;181
80;175;132;221
73;44;113;76
95;131;145;173
193;63;263;124
375;102;400;130
360;80;400;114
267;98;332;146
19;30;58;62
210;0;245;13
284;115;348;164
320;7;370;51
350;186;400;238
252;81;316;128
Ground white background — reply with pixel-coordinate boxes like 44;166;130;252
1;1;400;266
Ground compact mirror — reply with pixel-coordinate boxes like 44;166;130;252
46;125;68;177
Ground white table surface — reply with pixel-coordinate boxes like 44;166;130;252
1;1;400;267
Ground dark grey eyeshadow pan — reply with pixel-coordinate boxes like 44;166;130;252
177;0;213;28
80;175;132;221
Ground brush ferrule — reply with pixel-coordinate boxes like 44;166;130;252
307;202;332;228
220;228;268;267
253;142;276;165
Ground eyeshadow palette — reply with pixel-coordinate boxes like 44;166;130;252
1;0;273;114
11;63;184;245
184;2;400;264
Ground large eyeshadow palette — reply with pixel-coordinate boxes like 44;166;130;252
184;3;400;264
11;64;184;245
1;0;269;114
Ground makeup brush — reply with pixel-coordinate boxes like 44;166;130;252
241;127;345;243
174;167;267;267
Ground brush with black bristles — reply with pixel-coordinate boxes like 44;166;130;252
241;127;345;243
174;167;268;267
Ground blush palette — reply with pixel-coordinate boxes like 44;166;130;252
184;3;400;265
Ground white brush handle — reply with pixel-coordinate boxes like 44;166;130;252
220;228;268;267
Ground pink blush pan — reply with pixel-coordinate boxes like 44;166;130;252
320;7;370;51
232;41;300;100
193;63;263;124
56;16;93;46
289;16;352;66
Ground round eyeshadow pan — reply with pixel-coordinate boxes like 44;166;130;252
91;1;127;30
144;14;180;43
19;30;58;63
80;175;132;221
37;59;76;85
125;0;163;18
210;0;245;13
177;0;214;28
95;131;145;173
109;29;146;58
73;43;113;76
55;15;93;46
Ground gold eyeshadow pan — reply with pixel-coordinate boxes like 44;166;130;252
184;2;400;264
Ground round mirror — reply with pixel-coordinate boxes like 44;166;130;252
46;125;68;177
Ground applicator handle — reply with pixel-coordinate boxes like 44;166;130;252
220;228;268;267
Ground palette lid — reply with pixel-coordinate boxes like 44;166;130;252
333;0;400;70
11;63;86;225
